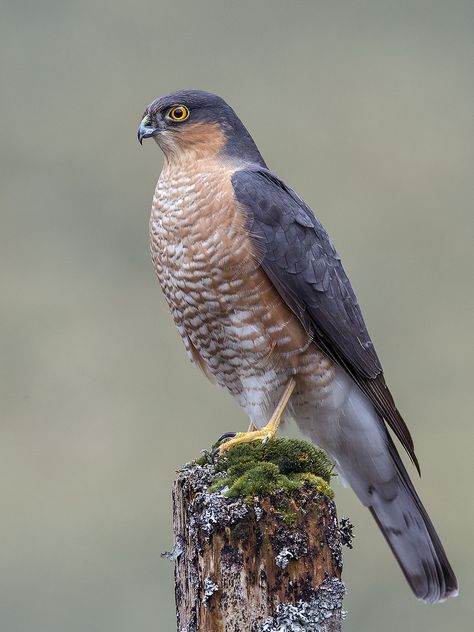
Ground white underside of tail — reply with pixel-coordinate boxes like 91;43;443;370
295;366;397;506
294;366;458;603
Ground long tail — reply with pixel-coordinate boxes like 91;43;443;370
300;373;458;602
369;437;458;603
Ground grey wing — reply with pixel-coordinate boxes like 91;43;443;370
232;168;419;472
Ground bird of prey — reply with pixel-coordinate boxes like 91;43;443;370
138;89;457;603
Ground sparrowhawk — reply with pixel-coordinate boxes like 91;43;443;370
137;89;457;603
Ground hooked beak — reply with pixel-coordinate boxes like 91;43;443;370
137;116;160;145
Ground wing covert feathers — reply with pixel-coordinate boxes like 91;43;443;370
232;168;419;472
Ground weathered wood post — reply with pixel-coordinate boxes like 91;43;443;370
164;439;347;632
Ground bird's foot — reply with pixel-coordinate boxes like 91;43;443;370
217;423;278;455
216;377;296;456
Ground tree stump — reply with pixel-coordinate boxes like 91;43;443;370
165;440;346;632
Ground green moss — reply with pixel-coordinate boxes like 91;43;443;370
226;462;300;498
280;511;298;527
273;496;299;526
291;473;335;499
203;437;334;501
215;438;333;480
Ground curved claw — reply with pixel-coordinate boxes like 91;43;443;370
211;432;238;459
216;431;237;443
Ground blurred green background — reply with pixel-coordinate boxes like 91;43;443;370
1;1;473;630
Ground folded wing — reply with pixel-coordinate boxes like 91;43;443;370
232;168;419;472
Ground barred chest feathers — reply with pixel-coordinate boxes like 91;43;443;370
148;159;318;412
149;160;251;321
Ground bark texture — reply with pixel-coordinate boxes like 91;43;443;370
168;461;345;632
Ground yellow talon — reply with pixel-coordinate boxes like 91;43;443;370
219;378;296;455
218;427;275;453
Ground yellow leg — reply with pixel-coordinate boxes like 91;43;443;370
219;378;296;454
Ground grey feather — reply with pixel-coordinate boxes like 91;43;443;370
232;167;419;471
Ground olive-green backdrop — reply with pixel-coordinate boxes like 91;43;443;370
1;1;472;630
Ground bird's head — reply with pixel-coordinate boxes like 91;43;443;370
138;89;266;166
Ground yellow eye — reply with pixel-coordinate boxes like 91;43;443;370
168;105;189;122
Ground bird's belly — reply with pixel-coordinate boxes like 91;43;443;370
150;169;337;426
153;226;296;396
156;249;337;425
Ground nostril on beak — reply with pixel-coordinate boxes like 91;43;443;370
137;116;157;145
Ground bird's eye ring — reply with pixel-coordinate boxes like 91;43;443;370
168;105;189;122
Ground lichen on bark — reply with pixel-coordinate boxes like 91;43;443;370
258;577;345;632
171;438;346;631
